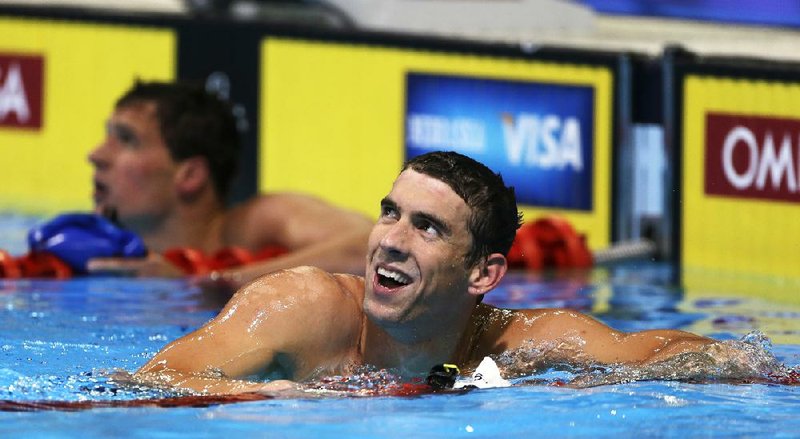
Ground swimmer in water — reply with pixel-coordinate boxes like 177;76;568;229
130;151;769;394
86;81;372;282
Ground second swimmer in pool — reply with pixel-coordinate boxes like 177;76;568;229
87;81;372;283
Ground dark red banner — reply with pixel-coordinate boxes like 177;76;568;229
0;54;44;129
705;113;800;203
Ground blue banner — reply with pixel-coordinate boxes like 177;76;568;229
579;0;800;28
405;73;595;211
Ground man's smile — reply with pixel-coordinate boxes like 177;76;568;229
372;263;414;295
376;265;411;288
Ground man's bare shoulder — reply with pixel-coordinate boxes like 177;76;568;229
236;266;357;303
221;193;371;250
222;193;297;230
472;305;594;357
228;266;364;340
200;266;364;380
230;193;345;220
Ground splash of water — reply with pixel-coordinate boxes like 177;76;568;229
508;330;794;387
302;365;433;396
0;368;186;402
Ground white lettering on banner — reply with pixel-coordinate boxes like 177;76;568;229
407;114;486;153
722;126;798;192
501;113;583;170
0;63;30;123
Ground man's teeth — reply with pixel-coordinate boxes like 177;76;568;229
377;267;410;285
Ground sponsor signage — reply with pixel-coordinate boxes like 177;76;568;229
682;75;800;280
705;113;800;203
0;54;44;129
405;72;595;210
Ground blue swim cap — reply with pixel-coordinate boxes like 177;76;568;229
27;213;147;274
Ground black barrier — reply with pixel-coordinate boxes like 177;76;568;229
176;19;263;205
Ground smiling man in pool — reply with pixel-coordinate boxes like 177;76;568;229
130;151;763;394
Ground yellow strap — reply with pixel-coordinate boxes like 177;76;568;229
442;364;460;375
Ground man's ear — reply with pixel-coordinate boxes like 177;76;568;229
467;253;508;297
175;156;210;197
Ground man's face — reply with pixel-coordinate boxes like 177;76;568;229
88;102;179;230
364;169;477;331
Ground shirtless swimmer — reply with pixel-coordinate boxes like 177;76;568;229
131;151;752;394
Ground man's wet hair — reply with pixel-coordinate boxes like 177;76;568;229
116;80;240;201
403;151;522;267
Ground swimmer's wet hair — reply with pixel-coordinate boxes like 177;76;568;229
116;80;240;202
403;151;522;268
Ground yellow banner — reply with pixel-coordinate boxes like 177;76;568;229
0;17;175;214
682;75;800;280
261;38;613;250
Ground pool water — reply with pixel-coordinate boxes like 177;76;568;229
1;218;799;437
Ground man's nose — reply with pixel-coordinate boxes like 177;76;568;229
379;221;410;256
88;139;110;169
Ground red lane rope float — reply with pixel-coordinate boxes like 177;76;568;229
0;392;274;412
382;382;438;397
0;381;466;412
163;246;289;275
162;248;212;275
0;250;22;279
507;216;593;270
0;245;289;279
207;247;255;271
7;252;73;279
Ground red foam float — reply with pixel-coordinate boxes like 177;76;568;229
507;216;593;270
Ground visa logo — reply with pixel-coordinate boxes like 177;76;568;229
407;114;486;153
501;113;583;171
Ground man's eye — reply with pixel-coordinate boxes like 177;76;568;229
118;131;139;147
109;126;139;147
420;223;440;237
381;205;398;219
118;131;134;144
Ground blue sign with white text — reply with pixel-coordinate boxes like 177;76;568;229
405;73;595;211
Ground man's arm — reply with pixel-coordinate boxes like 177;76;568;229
218;193;372;285
131;267;364;395
491;308;715;366
87;193;370;281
